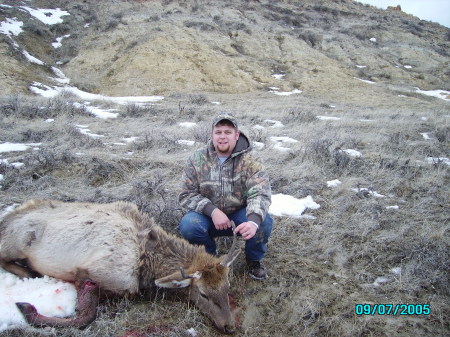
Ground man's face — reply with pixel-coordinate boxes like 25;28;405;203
212;123;240;157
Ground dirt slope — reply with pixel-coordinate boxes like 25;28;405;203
1;0;449;103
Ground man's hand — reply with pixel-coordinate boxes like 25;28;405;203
211;209;232;230
234;222;258;240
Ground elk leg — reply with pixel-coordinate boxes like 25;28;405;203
1;261;31;278
16;279;99;329
0;260;40;278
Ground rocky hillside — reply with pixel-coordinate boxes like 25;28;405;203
1;0;449;103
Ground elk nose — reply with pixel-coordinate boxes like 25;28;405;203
224;325;235;334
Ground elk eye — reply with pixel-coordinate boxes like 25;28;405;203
200;292;209;300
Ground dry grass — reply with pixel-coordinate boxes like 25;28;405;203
0;91;449;337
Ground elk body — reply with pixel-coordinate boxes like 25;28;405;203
0;200;240;333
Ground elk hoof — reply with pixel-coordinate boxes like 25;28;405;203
16;302;38;316
16;302;41;325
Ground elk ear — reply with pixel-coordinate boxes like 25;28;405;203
220;248;240;268
220;220;241;268
155;270;202;289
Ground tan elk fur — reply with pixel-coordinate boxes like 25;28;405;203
0;199;239;332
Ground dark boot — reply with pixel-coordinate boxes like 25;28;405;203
246;260;268;280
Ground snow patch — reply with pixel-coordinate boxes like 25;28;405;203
0;18;23;37
0;143;41;153
179;122;197;128
317;116;341;121
20;7;70;25
269;194;320;218
327;179;342;188
0;268;77;332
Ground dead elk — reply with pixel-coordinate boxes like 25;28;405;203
0;200;241;333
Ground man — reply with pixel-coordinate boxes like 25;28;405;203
178;113;273;280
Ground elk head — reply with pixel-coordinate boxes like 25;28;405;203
155;222;241;334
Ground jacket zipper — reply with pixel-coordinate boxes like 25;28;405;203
219;155;232;211
219;160;224;210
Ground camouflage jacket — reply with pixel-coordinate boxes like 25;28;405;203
179;132;271;225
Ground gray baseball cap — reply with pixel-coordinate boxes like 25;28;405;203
211;113;238;129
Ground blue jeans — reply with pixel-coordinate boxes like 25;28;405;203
178;208;273;261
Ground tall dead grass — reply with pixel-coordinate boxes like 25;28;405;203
0;91;448;336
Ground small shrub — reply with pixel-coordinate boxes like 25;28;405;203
19;129;53;143
44;95;88;118
184;21;215;31
0;161;9;176
131;134;157;151
249;127;267;143
284;108;316;124
129;103;147;117
332;149;351;171
306;138;332;163
313;4;331;13
123;103;152;118
127;175;181;227
230;41;246;55
22;22;49;36
177;102;196;118
388;130;409;146
187;94;209;105
63;125;104;148
282;15;304;28
299;30;323;48
146;15;160;22
435;126;449;143
86;158;127;187
130;133;177;152
0;95;20;116
104;13;123;31
0;95;57;119
105;18;119;30
29;149;75;171
2;150;78;192
125;40;139;51
191;124;210;144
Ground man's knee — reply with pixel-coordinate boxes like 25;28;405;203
178;220;192;239
178;211;210;241
259;214;273;239
179;216;198;240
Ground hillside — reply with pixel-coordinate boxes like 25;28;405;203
0;1;449;337
1;0;449;103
